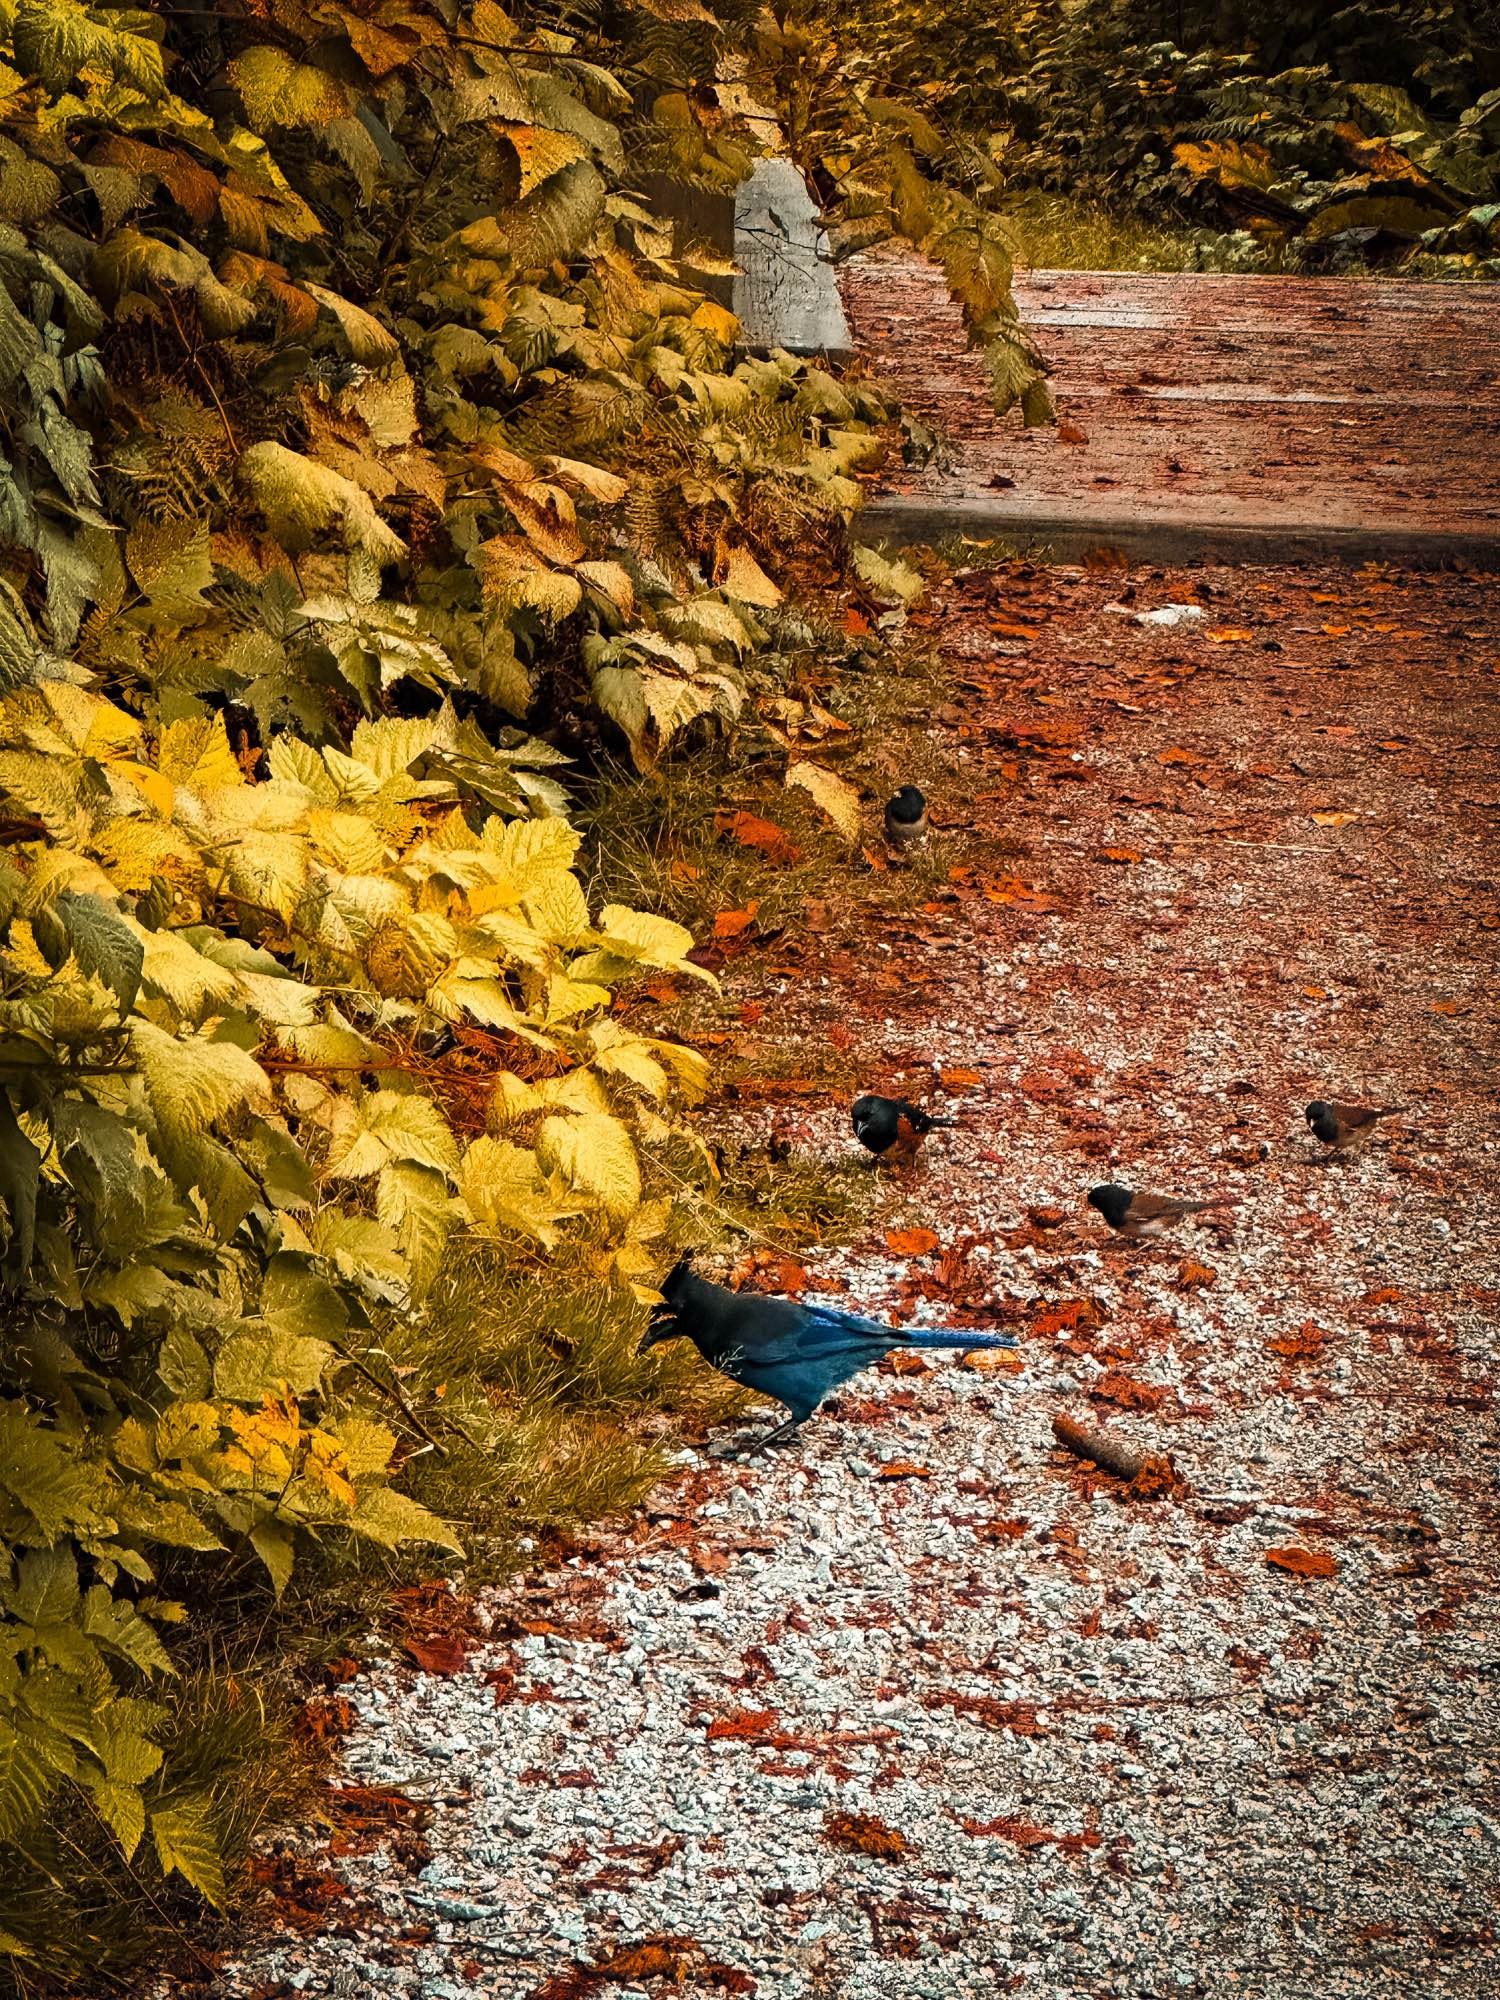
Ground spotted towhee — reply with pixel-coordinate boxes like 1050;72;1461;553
851;1093;953;1166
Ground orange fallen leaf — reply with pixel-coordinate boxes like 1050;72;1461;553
669;859;702;882
1311;810;1357;827
1057;418;1089;445
1176;1258;1216;1290
876;1461;932;1480
939;1066;982;1090
404;1634;471;1675
713;902;758;939
885;1227;940;1256
1206;628;1254;643
990;619;1038;639
829;1022;854;1051
716;810;802;865
1095;846;1142;865
1303;985;1328;999
883;1350;932;1377
1266;1546;1338;1580
1431;999;1463;1016
824;1810;907;1859
1157;746;1200;766
860;843;889;872
1321;623;1350;636
963;1346;1022;1373
739;1001;765;1024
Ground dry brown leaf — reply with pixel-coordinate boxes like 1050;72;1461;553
713;902;758;939
963;1347;1021;1374
1176;1258;1217;1290
786;761;862;841
716;809;802;864
1057;419;1089;445
885;1227;940;1256
1266;1546;1339;1580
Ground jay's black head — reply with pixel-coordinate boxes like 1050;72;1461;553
1087;1183;1134;1228
887;786;926;825
640;1257;694;1352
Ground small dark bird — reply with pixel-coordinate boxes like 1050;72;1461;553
1087;1182;1237;1239
639;1260;1017;1455
851;1093;953;1166
1305;1099;1408;1151
884;786;928;849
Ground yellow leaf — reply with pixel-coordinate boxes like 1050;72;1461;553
719;546;782;606
536;1110;640;1219
786;761;862;841
157;717;244;793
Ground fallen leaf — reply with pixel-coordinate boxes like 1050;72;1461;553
1266;1546;1339;1580
1157;746;1201;766
669;858;701;882
738;1001;765;1024
939;1065;983;1090
1303;985;1328;1000
729;1248;808;1295
876;1461;931;1480
786;760;862;841
824;1810;906;1859
1431;999;1463;1016
719;545;782;605
1176;1258;1216;1290
1206;628;1254;642
990;618;1038;639
883;1350;932;1377
1311;810;1358;827
885;1227;940;1256
963;1346;1021;1373
860;843;889;872
404;1634;470;1675
829;1022;854;1051
716;810;803;864
1057;418;1089;445
1095;846;1142;864
713;903;758;939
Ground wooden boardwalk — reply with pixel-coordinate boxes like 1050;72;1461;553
841;262;1500;564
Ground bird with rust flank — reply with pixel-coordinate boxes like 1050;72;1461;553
1087;1183;1237;1239
1305;1099;1408;1152
639;1259;1017;1457
883;785;929;850
851;1093;953;1167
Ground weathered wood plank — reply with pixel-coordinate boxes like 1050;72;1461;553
842;261;1500;564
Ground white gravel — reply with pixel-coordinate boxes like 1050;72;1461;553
210;564;1500;2000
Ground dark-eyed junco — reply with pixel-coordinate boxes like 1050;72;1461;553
884;786;928;849
852;1093;953;1166
1087;1183;1236;1238
1304;1100;1408;1151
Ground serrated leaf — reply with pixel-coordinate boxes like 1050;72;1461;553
375;1160;452;1300
248;1517;294;1599
347;1482;461;1555
131;1022;268;1141
151;1795;225;1906
852;544;924;606
213;1326;333;1403
536;1110;640;1220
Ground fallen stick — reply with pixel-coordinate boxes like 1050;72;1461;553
1052;1413;1147;1481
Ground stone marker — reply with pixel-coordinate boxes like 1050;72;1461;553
733;157;852;360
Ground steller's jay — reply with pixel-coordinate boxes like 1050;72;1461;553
638;1259;1017;1456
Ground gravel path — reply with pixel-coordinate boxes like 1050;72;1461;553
216;561;1499;2000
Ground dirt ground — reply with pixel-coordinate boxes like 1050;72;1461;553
212;556;1500;2000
